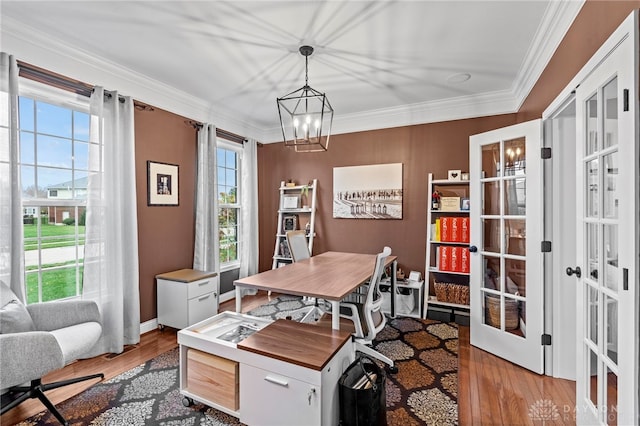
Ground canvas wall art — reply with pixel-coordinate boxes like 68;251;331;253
333;163;403;219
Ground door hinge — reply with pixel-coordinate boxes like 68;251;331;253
542;334;552;346
623;89;629;112
623;268;629;290
541;241;552;252
541;147;552;159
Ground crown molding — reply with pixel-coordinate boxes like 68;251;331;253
1;16;263;139
512;0;585;110
260;89;519;143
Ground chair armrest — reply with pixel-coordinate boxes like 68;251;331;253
0;332;64;389
27;300;101;331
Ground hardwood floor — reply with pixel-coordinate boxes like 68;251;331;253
1;291;576;425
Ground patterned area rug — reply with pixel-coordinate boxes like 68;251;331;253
18;295;458;425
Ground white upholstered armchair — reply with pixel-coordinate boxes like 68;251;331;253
0;280;104;425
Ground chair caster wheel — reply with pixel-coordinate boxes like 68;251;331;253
388;365;398;374
182;397;194;407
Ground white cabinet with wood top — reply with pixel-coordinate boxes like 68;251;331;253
238;320;353;426
156;269;219;329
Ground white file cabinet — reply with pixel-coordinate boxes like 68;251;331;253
157;269;219;330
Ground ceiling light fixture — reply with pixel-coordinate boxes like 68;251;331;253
277;45;333;152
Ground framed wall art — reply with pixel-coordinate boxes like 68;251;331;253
147;161;179;206
333;163;403;219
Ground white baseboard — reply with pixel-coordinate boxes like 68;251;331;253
219;290;235;304
140;318;158;335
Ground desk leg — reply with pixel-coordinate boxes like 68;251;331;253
390;260;397;318
331;301;340;330
235;287;242;313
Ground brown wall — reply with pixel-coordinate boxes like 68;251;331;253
135;107;197;322
257;115;517;276
517;0;640;121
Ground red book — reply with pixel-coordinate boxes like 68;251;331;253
451;246;462;272
461;248;470;273
439;246;450;272
451;217;461;242
461;217;470;243
440;217;451;242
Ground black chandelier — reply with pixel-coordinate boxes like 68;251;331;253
277;45;333;152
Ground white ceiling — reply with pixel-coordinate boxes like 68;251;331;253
1;1;583;142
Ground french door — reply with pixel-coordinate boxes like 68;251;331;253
573;14;638;424
469;119;544;373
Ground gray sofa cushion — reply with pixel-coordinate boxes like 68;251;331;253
0;281;35;334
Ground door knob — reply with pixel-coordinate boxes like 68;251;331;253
469;245;478;253
565;266;582;278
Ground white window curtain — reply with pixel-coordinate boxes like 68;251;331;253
239;138;259;278
193;123;218;274
83;87;140;355
0;52;25;301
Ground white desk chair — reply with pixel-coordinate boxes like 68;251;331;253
285;230;326;323
339;246;397;372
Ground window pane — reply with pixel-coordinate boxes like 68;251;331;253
603;152;618;219
218;168;226;187
586;94;598;155
587;159;599;218
505;178;525;215
505;219;525;256
216;148;226;167
37;135;73;168
36;101;72;138
226;169;236;188
504;137;525;175
21;165;37;198
482;181;500;215
73;110;90;142
19;97;34;131
482;143;500;178
38;167;72;198
20;131;35;164
603;77;617;149
74;141;89;170
226;150;236;168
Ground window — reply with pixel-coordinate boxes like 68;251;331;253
217;141;241;268
18;87;91;304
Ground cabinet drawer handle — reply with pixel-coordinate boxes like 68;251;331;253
197;294;210;301
198;281;209;286
264;375;289;387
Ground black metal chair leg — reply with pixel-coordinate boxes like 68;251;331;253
34;388;68;426
0;387;32;414
1;373;103;425
41;373;104;392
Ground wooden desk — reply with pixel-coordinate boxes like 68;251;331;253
234;251;397;330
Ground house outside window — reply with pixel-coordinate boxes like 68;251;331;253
217;141;241;269
18;84;91;303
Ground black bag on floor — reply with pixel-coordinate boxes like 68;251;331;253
338;355;387;426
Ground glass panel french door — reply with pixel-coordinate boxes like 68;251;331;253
469;119;544;373
574;18;637;424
